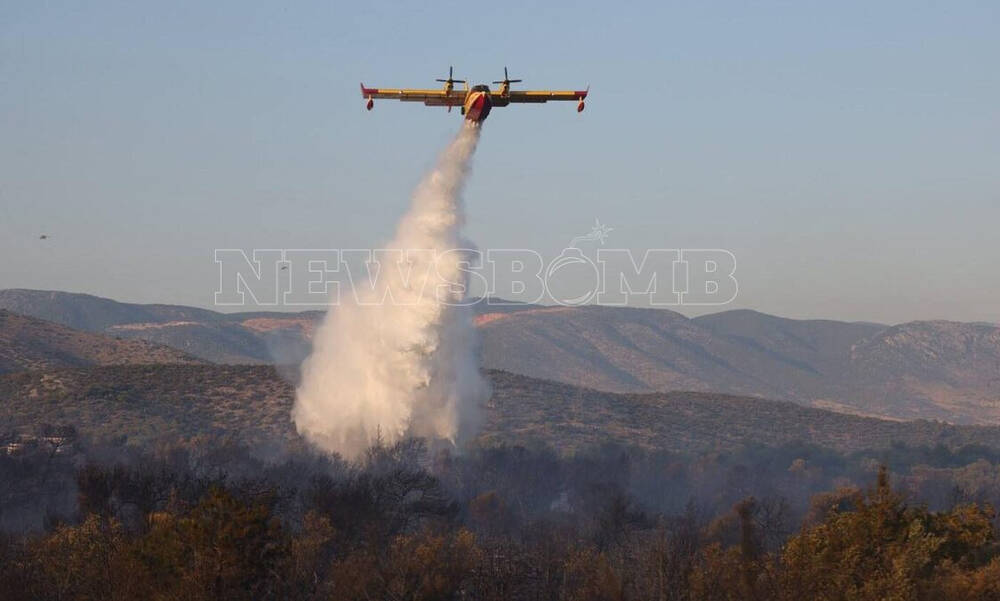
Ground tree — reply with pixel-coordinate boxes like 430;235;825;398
139;487;287;601
779;466;996;601
328;528;480;601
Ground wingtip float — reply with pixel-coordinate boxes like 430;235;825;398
360;66;588;123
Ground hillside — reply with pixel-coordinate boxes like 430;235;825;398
0;289;224;331
0;289;539;365
0;310;203;374
829;320;1000;420
477;305;865;397
479;306;1000;423
4;289;1000;423
484;370;1000;453
3;364;1000;454
0;289;321;364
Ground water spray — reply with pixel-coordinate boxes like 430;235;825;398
292;124;489;459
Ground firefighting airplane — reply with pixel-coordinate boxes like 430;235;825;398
360;66;588;123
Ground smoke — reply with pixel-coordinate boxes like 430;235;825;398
292;124;489;459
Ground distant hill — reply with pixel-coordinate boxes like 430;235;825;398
3;289;1000;423
0;289;540;366
0;310;203;373
0;289;322;365
0;289;224;331
2;364;1000;455
835;320;1000;420
483;370;1000;453
477;305;876;398
478;306;1000;424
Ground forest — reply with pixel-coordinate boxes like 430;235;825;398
4;424;1000;600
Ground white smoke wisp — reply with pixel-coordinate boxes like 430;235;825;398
292;124;490;460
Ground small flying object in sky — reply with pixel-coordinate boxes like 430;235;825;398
360;66;588;123
38;234;49;240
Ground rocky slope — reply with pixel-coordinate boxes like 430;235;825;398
0;310;203;373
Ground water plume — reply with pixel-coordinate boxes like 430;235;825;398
292;124;489;459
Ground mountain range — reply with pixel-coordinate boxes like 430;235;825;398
1;288;998;424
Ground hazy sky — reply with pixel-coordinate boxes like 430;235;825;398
2;1;997;324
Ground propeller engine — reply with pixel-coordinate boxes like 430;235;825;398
435;65;466;89
436;66;467;112
492;66;522;94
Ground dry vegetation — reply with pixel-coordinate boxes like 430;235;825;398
0;310;202;374
5;364;1000;455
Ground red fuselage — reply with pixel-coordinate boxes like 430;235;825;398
463;87;493;122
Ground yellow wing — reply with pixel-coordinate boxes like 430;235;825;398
361;84;465;106
491;89;588;107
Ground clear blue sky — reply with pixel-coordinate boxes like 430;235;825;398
2;1;997;323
